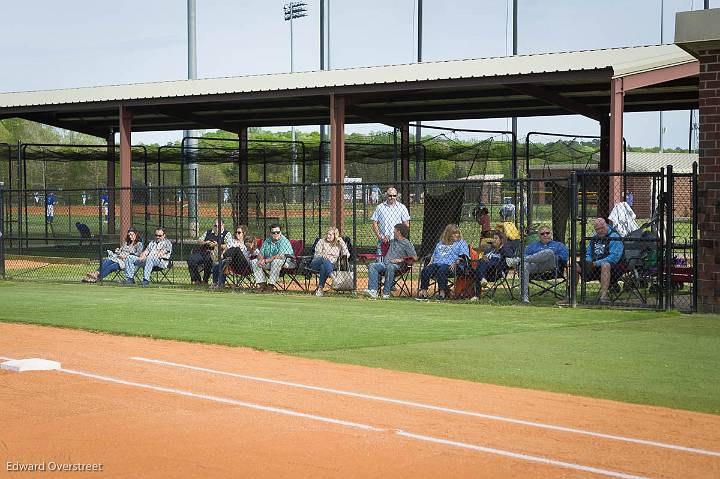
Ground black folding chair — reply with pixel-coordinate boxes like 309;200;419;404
529;258;568;300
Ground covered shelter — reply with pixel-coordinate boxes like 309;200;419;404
0;44;700;238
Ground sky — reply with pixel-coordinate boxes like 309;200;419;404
2;0;718;148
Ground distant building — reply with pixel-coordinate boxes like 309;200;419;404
528;152;697;219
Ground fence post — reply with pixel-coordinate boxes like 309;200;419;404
518;178;525;302
352;182;357;292
579;173;587;303
569;172;578;307
665;165;674;311
0;181;5;279
692;161;698;313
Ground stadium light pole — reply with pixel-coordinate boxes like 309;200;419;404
284;2;308;189
186;0;199;235
320;0;331;183
659;0;664;152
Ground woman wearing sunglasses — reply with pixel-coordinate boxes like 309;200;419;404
211;225;254;289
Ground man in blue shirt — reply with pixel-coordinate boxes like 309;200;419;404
583;217;624;304
517;225;569;303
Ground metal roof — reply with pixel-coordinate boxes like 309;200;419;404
0;44;699;136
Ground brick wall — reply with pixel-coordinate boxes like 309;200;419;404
698;49;720;313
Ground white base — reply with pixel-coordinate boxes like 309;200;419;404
1;358;61;372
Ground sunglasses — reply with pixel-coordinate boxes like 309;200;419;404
387;194;397;198
271;230;281;234
155;233;163;237
539;232;551;236
236;230;243;234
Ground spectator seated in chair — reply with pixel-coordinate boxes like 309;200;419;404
364;223;417;299
251;223;294;292
83;228;143;283
579;217;624;304
309;227;350;297
188;219;231;285
210;225;257;289
416;224;469;301
470;230;513;300
124;227;172;286
518;225;569;303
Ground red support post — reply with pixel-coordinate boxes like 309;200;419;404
119;105;132;240
238;127;249;225
609;77;625;211
106;130;116;236
400;124;410;207
330;93;345;233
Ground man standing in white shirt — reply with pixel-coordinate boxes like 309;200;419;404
371;187;410;259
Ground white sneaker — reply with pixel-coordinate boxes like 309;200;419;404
315;288;324;297
469;296;479;301
382;293;391;299
506;257;521;268
363;289;378;299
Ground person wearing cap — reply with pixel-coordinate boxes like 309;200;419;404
473;203;492;238
187;219;231;285
581;217;624;304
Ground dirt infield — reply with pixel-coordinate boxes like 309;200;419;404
1;322;718;478
4;259;51;270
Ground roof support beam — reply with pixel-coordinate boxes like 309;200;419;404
619;61;699;92
14;114;106;138
345;104;403;129
146;106;237;132
508;83;604;121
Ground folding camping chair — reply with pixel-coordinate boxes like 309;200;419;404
529;258;568;300
278;239;307;292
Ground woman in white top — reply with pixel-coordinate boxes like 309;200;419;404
310;227;349;296
211;225;250;289
83;228;143;283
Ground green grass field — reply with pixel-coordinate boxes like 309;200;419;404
0;281;717;414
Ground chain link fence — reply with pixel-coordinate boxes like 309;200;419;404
0;169;698;311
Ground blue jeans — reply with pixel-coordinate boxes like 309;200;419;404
420;263;451;291
474;258;505;293
125;255;166;282
212;258;231;286
367;262;400;295
310;257;334;288
98;259;120;280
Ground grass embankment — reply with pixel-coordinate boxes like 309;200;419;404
0;281;717;414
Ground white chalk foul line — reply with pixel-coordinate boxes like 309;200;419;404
395;430;649;479
1;354;650;479
59;367;382;432
130;356;720;459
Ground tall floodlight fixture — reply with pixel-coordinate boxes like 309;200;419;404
284;1;308;188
